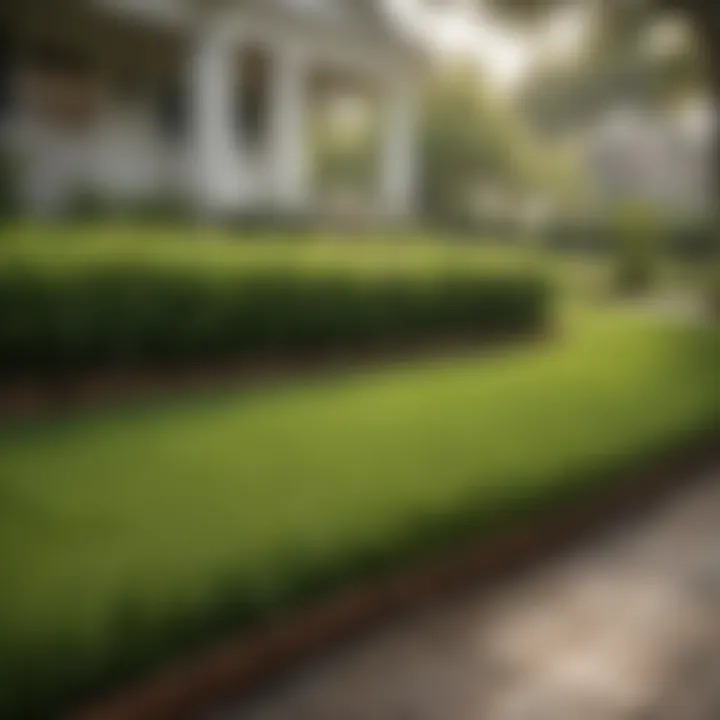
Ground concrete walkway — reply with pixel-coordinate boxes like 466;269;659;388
215;471;720;720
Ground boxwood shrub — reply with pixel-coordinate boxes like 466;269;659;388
0;260;550;377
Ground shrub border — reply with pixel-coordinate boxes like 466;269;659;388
0;263;549;380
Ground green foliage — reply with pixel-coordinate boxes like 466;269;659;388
420;64;570;224
0;149;20;219
0;246;548;377
1;308;718;717
707;261;720;319
665;216;719;260
540;213;717;267
611;202;664;294
68;192;193;224
518;23;701;137
312;96;379;200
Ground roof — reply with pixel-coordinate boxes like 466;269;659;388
238;0;424;60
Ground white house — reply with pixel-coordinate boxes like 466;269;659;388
0;0;423;219
586;102;714;216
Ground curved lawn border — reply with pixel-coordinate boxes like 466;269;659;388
73;435;719;720
0;330;543;418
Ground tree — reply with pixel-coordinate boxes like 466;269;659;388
312;95;378;204
420;61;579;226
517;22;701;136
480;0;720;203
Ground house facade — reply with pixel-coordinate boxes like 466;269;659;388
586;102;714;217
0;0;423;219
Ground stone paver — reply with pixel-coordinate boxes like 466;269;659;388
212;472;720;720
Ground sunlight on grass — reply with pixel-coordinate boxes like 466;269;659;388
1;309;716;648
0;226;716;716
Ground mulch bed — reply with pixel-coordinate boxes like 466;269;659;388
72;437;719;720
0;330;542;418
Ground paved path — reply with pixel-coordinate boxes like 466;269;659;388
214;472;720;720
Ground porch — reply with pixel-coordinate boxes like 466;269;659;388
0;0;422;219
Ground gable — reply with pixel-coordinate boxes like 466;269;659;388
242;0;399;41
274;0;384;23
253;0;419;58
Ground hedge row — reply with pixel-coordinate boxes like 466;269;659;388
0;262;550;376
541;217;718;259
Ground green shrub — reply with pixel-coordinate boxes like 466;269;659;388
542;217;612;253
665;216;718;261
706;263;720;320
541;215;715;262
0;260;549;377
0;149;20;219
611;203;663;295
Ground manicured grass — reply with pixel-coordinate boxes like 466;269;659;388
1;306;718;716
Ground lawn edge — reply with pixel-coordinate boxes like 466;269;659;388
0;329;545;419
72;434;720;720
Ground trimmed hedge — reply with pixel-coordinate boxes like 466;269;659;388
0;261;549;377
541;216;718;261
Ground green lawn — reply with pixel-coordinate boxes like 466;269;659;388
0;225;716;714
1;301;718;715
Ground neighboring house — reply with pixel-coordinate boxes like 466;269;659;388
585;102;714;217
0;0;423;218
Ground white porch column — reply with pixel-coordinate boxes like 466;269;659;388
380;76;418;217
189;15;245;214
269;45;309;211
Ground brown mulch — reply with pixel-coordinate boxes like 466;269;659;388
0;331;540;418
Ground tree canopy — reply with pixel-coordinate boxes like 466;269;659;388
473;0;719;196
420;62;581;224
